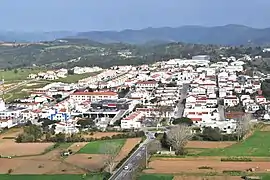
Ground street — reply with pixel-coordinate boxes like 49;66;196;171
174;84;189;118
108;134;153;180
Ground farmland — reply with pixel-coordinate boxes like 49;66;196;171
198;131;270;156
142;127;270;180
0;128;141;178
78;139;126;154
0;174;109;180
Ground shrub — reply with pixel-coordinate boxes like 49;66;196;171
198;166;213;170
7;169;13;174
222;170;243;176
221;157;252;162
2;137;15;139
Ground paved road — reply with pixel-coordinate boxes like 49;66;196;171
174;84;189;118
218;104;225;120
109;135;152;180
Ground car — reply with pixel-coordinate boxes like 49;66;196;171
123;165;129;170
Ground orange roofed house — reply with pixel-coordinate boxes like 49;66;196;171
70;91;118;103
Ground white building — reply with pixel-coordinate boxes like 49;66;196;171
121;111;144;129
70;91;118;103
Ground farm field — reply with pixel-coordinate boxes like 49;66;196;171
138;174;174;180
78;139;126;154
0;174;108;180
82;132;123;139
186;141;236;149
53;71;102;84
139;174;270;180
66;138;140;172
0;128;54;156
144;158;270;174
0;68;43;82
198;131;270;156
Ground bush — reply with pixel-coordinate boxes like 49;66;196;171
198;166;213;170
2;137;15;139
221;157;252;162
7;169;13;174
222;170;243;176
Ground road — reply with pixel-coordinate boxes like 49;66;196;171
174;84;189;118
109;135;153;180
218;104;225;120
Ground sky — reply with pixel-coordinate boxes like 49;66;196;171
1;0;270;31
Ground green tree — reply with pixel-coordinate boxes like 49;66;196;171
23;125;42;142
202;127;222;141
172;117;193;126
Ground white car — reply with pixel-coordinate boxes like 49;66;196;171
123;165;129;170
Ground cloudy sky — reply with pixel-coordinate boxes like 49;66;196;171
1;0;270;31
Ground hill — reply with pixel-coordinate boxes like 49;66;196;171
75;25;270;45
1;25;270;45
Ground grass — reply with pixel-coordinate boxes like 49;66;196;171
0;68;43;82
198;131;270;157
138;174;174;180
0;173;109;180
53;71;102;84
78;139;126;154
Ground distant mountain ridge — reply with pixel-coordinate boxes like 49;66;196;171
75;25;270;45
1;25;270;45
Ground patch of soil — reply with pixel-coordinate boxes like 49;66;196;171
114;138;141;162
0;128;23;140
65;154;108;172
186;141;236;149
0;158;86;174
173;176;242;180
67;142;88;153
0;142;54;156
145;159;270;174
261;125;270;131
45;161;87;174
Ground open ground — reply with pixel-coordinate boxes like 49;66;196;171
142;126;270;180
0;128;141;176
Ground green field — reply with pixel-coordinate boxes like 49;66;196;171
199;131;270;156
53;71;102;84
138;174;174;180
0;68;43;82
78;139;126;154
0;173;109;180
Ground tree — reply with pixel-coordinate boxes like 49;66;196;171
166;124;193;155
23;125;42;142
55;132;66;142
67;69;74;75
77;119;95;128
99;142;121;173
52;94;62;99
147;140;162;155
202;127;222;141
172;117;193;126
13;69;18;74
236;114;252;141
